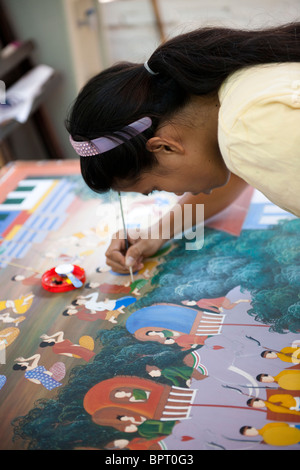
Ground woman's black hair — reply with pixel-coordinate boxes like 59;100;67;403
65;22;300;194
39;341;55;348
12;363;27;371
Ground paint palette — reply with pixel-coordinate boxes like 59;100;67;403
41;264;86;293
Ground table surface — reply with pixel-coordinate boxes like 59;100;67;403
0;160;299;450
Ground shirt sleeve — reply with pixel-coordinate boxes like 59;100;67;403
218;63;300;216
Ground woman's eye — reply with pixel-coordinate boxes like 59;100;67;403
150;188;159;194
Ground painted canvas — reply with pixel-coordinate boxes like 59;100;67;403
0;161;299;450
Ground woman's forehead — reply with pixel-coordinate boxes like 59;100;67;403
113;177;153;195
113;170;158;192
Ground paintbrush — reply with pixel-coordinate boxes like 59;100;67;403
118;192;134;283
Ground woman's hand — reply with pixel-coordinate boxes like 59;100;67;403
105;174;248;274
105;230;165;274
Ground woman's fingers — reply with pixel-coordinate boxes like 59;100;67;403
105;231;164;274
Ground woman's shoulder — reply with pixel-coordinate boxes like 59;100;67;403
218;62;300;126
220;62;300;94
217;62;300;217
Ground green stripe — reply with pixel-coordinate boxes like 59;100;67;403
3;198;24;205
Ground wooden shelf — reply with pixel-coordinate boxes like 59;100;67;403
0;0;64;161
0;40;35;78
0;71;61;142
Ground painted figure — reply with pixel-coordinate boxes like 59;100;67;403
63;304;120;324
256;370;300;391
13;354;62;390
39;331;95;362
0;293;34;314
146;364;206;387
247;396;300;418
261;340;300;364
85;279;148;296
240;423;300;447
11;272;41;286
74;293;136;314
105;436;165;450
182;296;250;313
0;327;20;349
0;313;26;327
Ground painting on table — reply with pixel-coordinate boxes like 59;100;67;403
0;161;299;450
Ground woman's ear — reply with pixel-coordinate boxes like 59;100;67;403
146;137;184;155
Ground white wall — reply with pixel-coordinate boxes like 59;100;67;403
100;0;300;65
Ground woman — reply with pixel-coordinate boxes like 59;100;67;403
66;23;300;274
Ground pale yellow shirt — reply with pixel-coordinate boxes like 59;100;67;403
218;63;300;216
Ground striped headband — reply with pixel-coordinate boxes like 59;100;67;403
69;117;152;157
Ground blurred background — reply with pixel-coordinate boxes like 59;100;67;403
0;0;299;164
